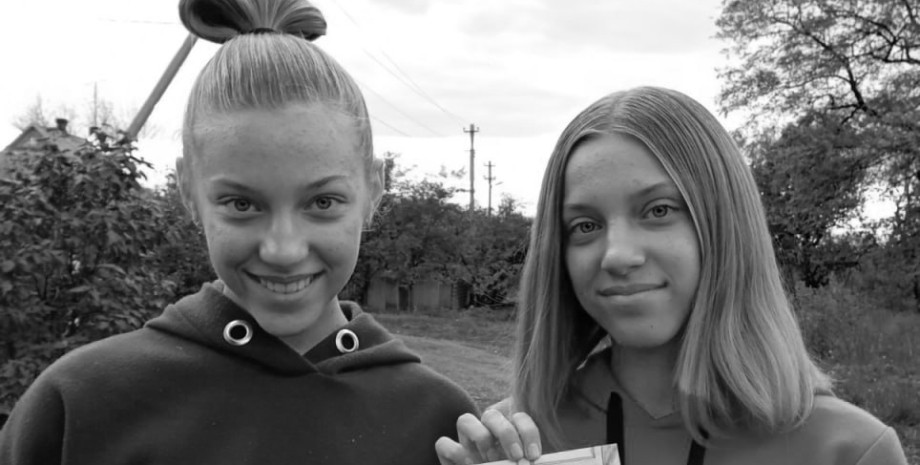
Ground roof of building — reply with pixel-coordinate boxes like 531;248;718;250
3;120;88;153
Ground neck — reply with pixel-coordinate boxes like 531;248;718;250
280;299;349;355
610;339;680;418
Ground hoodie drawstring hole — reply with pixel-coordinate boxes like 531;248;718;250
223;320;253;346
335;329;359;353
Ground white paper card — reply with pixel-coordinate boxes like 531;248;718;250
480;444;620;465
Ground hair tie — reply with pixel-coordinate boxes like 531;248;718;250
248;27;280;35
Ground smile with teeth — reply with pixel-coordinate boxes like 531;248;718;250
253;274;316;294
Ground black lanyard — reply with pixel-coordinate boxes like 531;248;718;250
607;392;706;465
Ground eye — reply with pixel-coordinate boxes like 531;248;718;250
569;220;601;236
649;205;673;218
314;196;334;210
231;198;254;212
577;222;599;233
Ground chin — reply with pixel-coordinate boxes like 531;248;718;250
250;308;313;333
609;329;679;351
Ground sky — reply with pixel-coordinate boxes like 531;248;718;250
1;0;735;216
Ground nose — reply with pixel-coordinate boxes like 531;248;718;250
259;213;308;268
600;221;645;276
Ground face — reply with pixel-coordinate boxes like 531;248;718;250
179;104;377;354
562;133;700;351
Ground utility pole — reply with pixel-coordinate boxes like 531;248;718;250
124;34;198;142
464;124;479;211
484;161;496;216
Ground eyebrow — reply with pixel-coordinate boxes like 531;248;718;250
633;181;681;199
562;181;682;213
209;175;351;193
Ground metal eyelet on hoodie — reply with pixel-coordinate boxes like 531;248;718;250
223;320;253;346
335;329;359;353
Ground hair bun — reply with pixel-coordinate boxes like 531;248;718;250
179;0;326;44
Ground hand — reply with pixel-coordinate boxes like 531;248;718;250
435;409;543;465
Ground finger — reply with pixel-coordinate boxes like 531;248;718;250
481;408;526;461
456;413;495;462
435;436;473;465
510;412;543;460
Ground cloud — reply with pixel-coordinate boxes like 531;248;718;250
460;0;719;54
362;0;432;15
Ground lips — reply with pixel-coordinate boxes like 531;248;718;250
598;283;664;297
248;272;318;295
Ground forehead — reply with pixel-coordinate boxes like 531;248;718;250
563;133;674;197
191;104;364;181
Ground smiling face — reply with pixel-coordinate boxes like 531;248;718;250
179;103;376;354
562;133;700;351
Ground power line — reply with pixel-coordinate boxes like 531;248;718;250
378;49;468;124
326;0;468;125
352;77;444;137
98;18;178;25
370;115;411;137
363;50;467;125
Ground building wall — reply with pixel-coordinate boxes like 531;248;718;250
364;276;461;312
367;277;401;311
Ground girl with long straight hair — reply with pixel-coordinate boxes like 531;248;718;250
437;87;907;465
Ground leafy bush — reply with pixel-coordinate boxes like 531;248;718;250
150;173;214;299
0;139;175;413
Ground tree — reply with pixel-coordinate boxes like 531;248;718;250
348;157;531;309
748;111;872;287
11;95;50;130
718;0;920;124
11;94;160;140
717;0;920;308
451;197;530;307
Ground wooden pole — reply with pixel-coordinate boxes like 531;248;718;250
123;34;198;143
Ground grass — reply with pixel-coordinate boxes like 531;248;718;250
399;335;511;408
374;308;515;408
374;293;920;465
797;282;920;464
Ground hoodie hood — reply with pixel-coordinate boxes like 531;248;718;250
572;347;684;429
145;281;420;376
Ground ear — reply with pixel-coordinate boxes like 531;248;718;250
175;156;199;223
365;157;385;225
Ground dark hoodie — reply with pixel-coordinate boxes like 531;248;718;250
0;282;477;465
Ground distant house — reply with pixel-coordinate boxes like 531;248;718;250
1;118;88;177
365;273;469;312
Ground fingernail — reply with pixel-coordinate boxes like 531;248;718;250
527;443;541;458
510;443;524;459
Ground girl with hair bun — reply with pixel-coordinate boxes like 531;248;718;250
0;0;476;463
436;87;908;465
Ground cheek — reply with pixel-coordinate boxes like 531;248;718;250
320;217;364;257
672;231;701;289
564;248;592;297
202;223;238;262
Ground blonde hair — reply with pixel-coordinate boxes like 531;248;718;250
179;0;376;177
513;87;831;449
